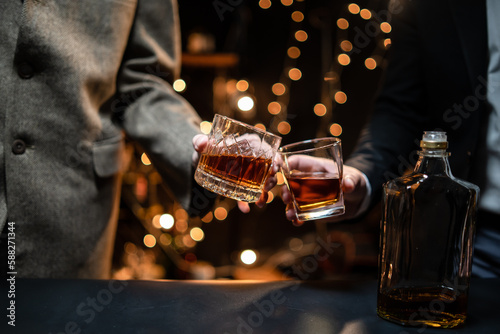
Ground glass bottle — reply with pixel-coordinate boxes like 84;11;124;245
377;131;479;328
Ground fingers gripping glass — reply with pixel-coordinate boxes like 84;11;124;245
195;114;282;202
279;138;345;221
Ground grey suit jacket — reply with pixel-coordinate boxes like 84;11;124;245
0;0;201;278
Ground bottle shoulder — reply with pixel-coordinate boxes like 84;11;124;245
384;173;432;189
384;173;479;195
451;177;480;193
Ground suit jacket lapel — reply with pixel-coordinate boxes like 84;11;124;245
448;0;488;89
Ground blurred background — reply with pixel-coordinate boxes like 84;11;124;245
112;0;391;281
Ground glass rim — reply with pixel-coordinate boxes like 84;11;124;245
279;137;341;155
213;114;282;140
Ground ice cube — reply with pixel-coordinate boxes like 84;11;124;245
235;138;256;157
223;134;240;155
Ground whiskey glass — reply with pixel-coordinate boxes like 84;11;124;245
279;137;344;221
194;114;282;202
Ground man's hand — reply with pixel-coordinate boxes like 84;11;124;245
192;134;208;168
192;134;278;213
281;165;370;226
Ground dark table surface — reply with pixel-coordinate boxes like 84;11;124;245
1;278;499;334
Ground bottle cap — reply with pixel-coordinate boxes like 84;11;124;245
420;131;448;149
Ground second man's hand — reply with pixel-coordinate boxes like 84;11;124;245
281;165;370;226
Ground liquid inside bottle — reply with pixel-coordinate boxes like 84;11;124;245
377;131;479;328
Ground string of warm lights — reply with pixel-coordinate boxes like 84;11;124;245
174;1;392;138
316;2;392;138
263;0;306;137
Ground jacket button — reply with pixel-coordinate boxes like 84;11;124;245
12;139;26;155
18;62;34;79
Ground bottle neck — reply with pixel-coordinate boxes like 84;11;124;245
414;148;452;176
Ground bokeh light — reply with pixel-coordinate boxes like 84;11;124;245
380;22;392;33
124;242;137;255
277;121;291;135
175;208;188;220
338;54;351;66
348;3;360;14
236;80;249;92
237;96;255;111
314;103;327;117
266;191;274;203
159;233;172;246
201;211;213;223
272;83;286;96
287;46;301;59
190;227;205;242
330;123;343;136
173;79;186;93
200;121;212;134
337;18;349;30
334;91;347;104
175;235;184;248
152;214;162;229
160;214;174;229
276;172;285;185
175;219;188;233
183;234;196;248
295;30;308;42
214;207;228;221
360;9;372;20
268;101;282;115
288;68;302;81
185;253;197;263
143;234;156;248
259;0;271;9
226;79;237;95
289;237;304;251
291;11;304;22
141;153;151;166
340;40;353;52
365;57;377;70
240;249;258;265
254;123;266;131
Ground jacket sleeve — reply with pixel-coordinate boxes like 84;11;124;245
345;0;428;201
111;0;203;211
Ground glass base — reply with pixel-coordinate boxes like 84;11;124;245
377;307;466;329
195;169;261;202
377;287;467;329
295;206;345;221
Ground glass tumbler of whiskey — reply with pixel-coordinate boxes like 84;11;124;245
194;114;281;202
377;131;479;328
279;137;344;221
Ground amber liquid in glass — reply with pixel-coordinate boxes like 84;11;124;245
198;153;271;188
287;172;341;211
195;153;272;202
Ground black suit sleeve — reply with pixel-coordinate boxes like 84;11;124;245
346;0;428;198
